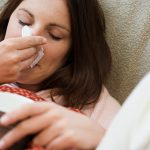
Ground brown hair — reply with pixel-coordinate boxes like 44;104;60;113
0;0;111;109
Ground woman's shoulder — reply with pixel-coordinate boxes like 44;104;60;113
83;87;121;129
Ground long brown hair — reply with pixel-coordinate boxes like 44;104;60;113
0;0;111;109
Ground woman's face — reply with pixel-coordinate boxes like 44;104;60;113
5;0;71;87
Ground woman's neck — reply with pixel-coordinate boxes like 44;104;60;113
16;83;39;92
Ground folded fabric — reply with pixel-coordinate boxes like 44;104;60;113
97;71;150;150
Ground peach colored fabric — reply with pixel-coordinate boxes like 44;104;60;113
82;87;120;129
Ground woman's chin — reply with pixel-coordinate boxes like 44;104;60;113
16;70;42;87
16;73;35;85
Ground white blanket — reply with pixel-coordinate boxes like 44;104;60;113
97;72;150;150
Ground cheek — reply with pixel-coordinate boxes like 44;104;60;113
5;16;21;39
43;42;70;65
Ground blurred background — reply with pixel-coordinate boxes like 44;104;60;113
0;0;4;6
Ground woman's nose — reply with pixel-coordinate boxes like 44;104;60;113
31;25;44;36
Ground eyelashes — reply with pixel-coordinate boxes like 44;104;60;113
19;20;30;26
49;34;62;41
18;20;62;41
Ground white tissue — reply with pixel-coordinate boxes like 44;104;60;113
30;47;44;68
21;25;44;68
22;25;32;37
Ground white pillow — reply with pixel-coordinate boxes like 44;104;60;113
97;72;150;150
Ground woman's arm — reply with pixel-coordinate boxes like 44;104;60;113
0;102;105;150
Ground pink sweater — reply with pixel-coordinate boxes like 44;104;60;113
81;87;120;129
35;86;120;130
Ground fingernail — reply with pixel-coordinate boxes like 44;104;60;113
0;140;6;149
0;115;10;124
42;38;47;43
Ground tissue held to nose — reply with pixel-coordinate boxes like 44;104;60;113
22;25;44;68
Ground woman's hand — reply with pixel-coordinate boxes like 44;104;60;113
0;102;105;150
0;36;46;83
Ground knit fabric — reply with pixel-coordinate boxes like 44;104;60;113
0;86;45;102
99;0;150;103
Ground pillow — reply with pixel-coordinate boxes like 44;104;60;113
0;85;45;150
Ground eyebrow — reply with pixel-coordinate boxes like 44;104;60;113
18;8;70;32
18;8;33;18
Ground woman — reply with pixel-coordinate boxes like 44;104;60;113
0;0;120;149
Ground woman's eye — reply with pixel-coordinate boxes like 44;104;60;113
18;20;30;26
49;34;62;41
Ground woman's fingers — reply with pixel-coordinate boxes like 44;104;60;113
46;131;75;150
0;102;103;150
0;106;61;149
18;47;37;61
33;120;66;146
17;47;37;70
0;36;47;83
0;102;50;126
2;36;47;50
19;54;37;70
